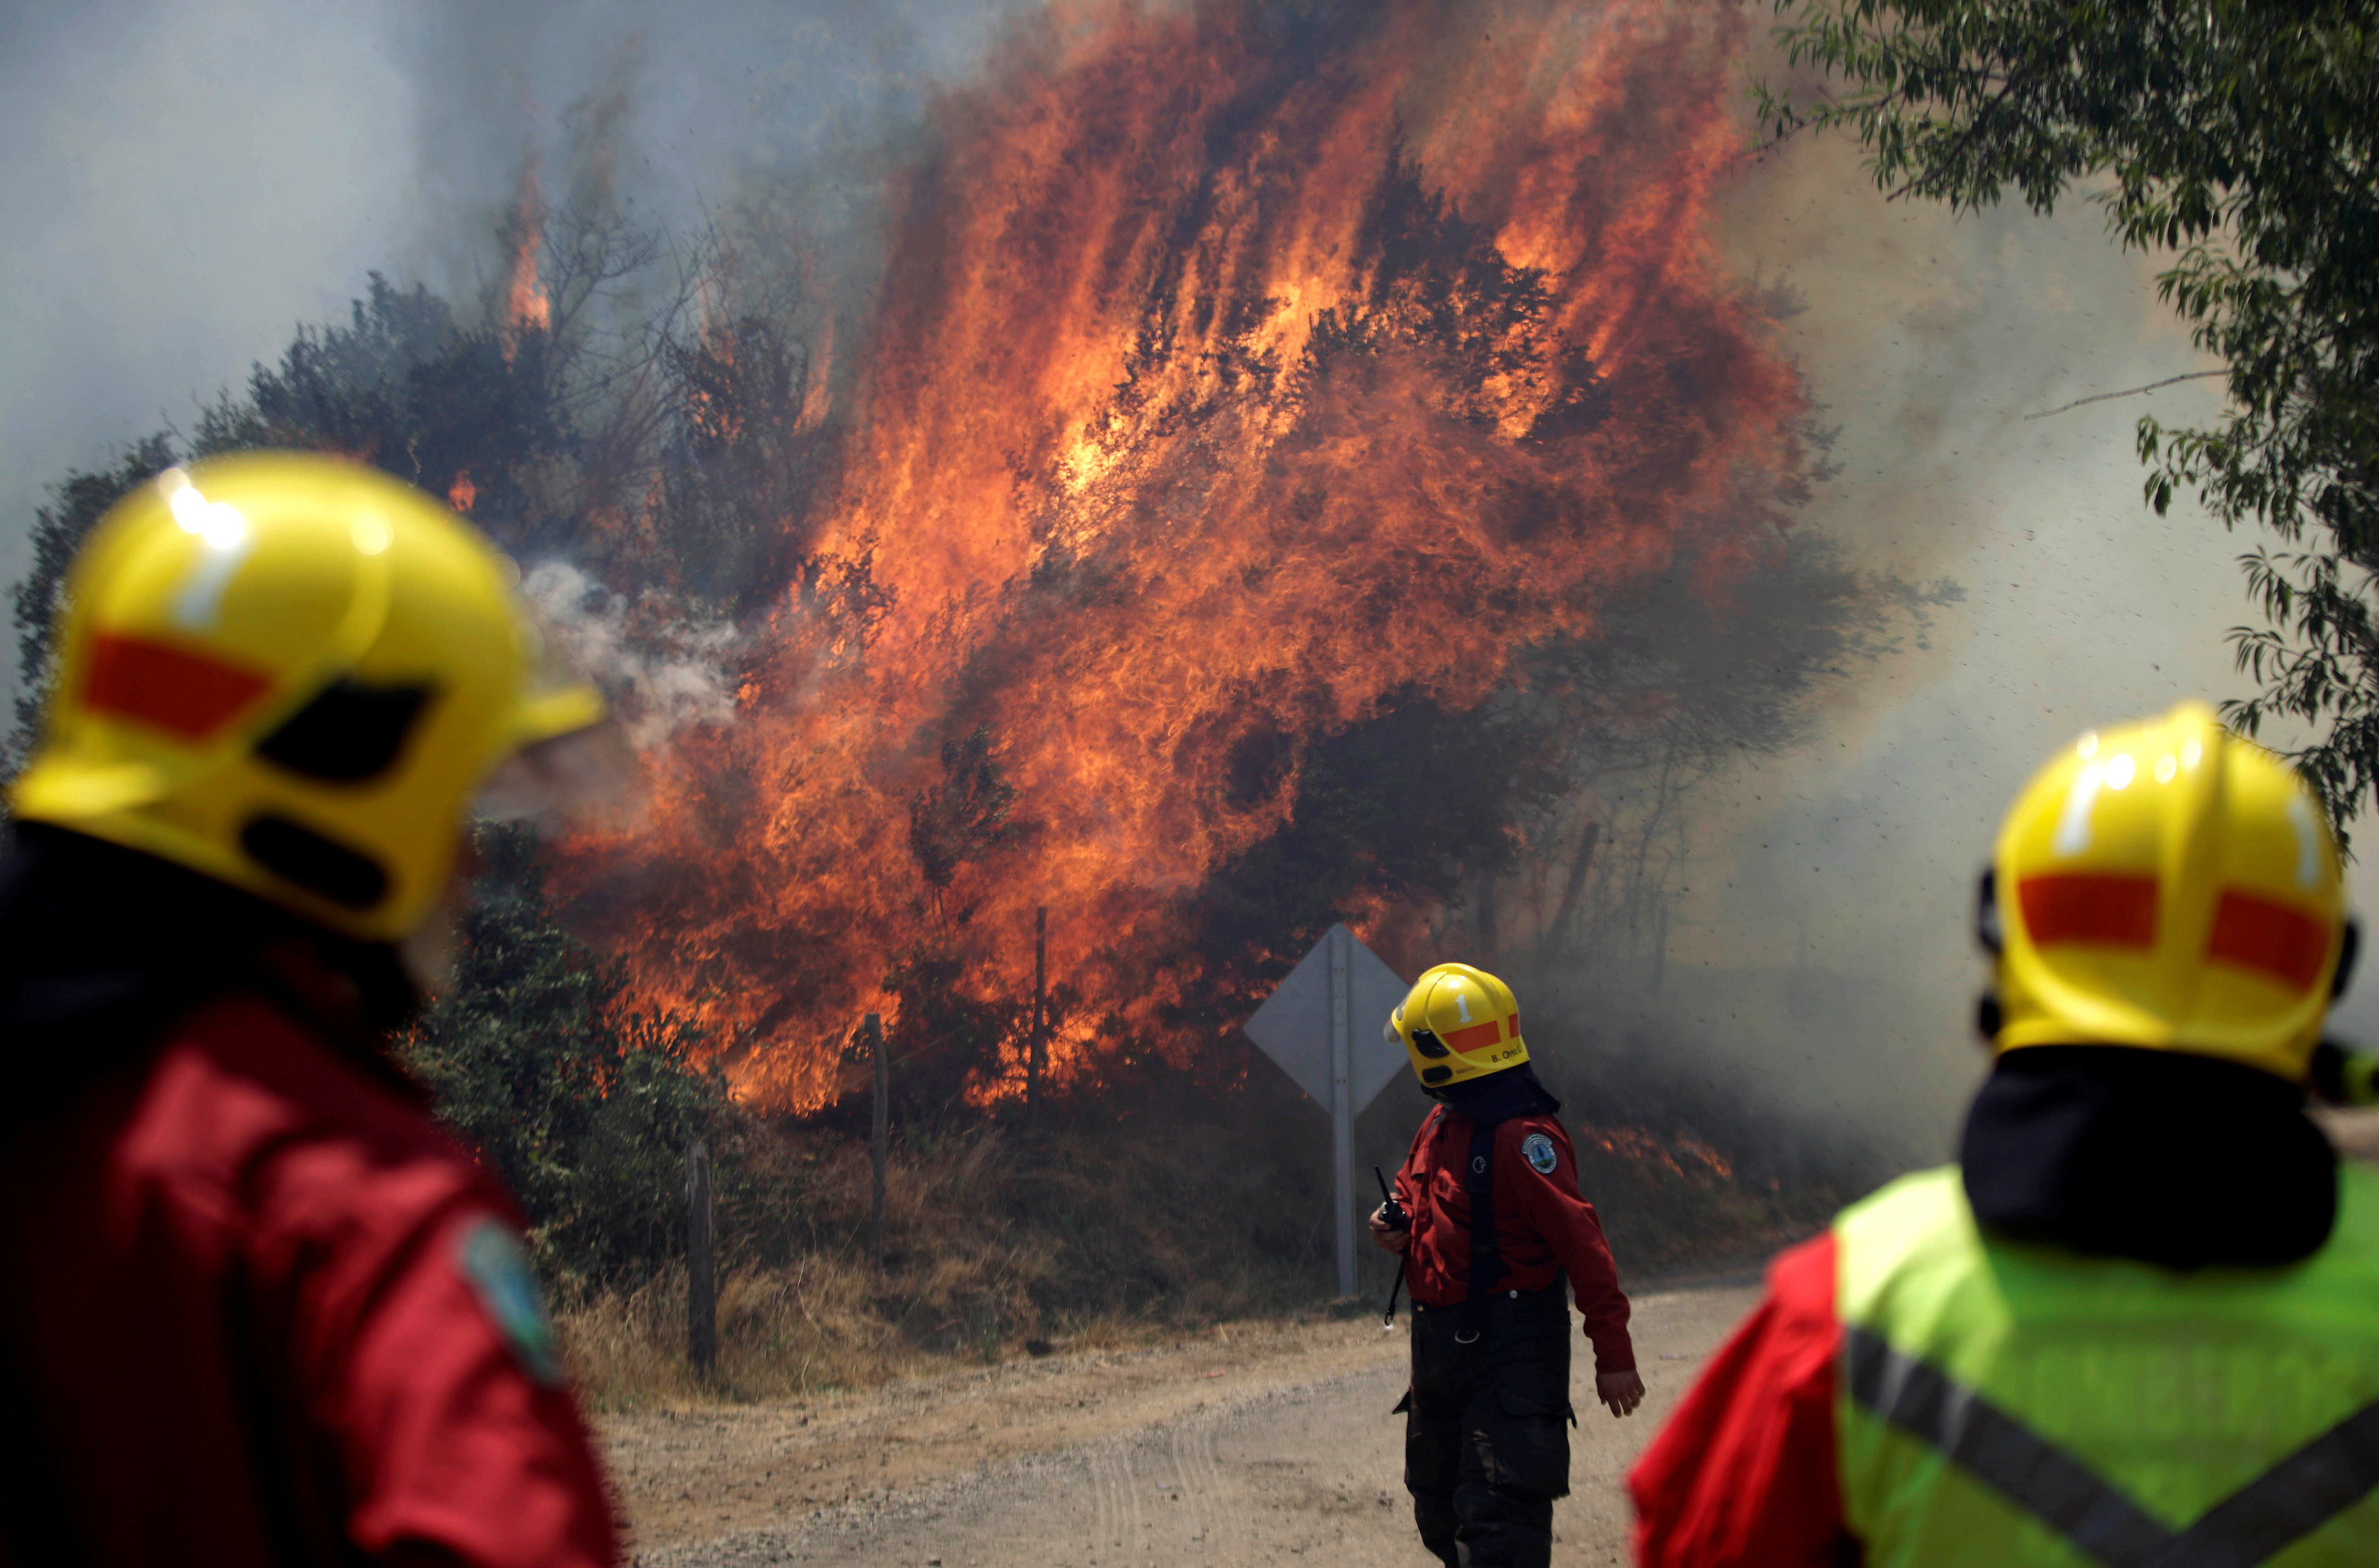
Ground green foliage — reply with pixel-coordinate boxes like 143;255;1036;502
402;831;744;1293
194;272;573;557
1759;1;2379;825
5;270;585;778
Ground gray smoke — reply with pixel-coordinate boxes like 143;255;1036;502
0;1;416;588
1675;123;2379;1163
522;561;743;749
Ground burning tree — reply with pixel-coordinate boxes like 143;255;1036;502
555;0;1852;1112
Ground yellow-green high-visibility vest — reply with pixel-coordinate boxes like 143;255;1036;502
1836;1164;2379;1567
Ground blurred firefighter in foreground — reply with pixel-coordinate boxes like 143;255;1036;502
1631;701;2379;1565
1370;962;1644;1568
0;455;617;1565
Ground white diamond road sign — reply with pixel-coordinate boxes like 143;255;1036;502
1243;924;1410;1297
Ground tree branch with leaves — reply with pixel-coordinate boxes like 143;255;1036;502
1760;0;2379;829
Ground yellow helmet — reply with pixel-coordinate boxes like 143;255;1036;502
10;452;603;943
1986;700;2350;1080
1389;962;1529;1090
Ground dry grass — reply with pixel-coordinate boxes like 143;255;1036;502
553;1114;1327;1410
558;1259;916;1408
555;1257;1227;1410
552;1094;1835;1410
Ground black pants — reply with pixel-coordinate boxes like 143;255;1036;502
1402;1285;1574;1568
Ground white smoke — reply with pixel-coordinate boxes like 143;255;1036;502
521;559;742;749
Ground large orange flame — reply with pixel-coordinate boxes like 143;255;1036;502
561;0;1804;1111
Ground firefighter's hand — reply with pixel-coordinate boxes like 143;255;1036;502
1597;1369;1646;1418
1368;1205;1410;1253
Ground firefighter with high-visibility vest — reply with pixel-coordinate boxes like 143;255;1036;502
0;454;617;1565
1630;701;2379;1566
1370;962;1643;1568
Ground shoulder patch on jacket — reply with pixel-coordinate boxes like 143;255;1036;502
1521;1132;1558;1174
456;1216;566;1387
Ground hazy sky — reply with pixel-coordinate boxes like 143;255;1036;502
4;0;2367;1158
0;0;1011;589
0;1;416;574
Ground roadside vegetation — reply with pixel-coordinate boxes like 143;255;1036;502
546;1083;1833;1411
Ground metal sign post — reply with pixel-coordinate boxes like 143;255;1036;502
1245;924;1409;1299
1327;926;1353;1302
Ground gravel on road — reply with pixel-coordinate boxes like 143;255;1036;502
607;1281;1764;1567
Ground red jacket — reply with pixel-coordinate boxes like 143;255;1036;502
1391;1104;1636;1373
0;983;618;1567
1626;1232;1847;1567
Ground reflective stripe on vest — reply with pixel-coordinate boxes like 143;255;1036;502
1835;1164;2379;1567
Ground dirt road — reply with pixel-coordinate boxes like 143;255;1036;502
608;1280;1761;1567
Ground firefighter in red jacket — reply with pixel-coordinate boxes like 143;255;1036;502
1629;703;2379;1565
1369;962;1644;1568
0;454;617;1565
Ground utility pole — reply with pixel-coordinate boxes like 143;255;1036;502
867;1013;888;1270
1026;906;1048;1126
687;1139;716;1376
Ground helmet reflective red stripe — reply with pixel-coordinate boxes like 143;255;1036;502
1443;1016;1506;1054
2208;890;2331;994
82;632;272;740
2018;873;2157;948
2019;874;2329;993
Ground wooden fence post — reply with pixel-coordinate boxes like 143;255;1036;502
1026;907;1048;1125
867;1013;888;1269
687;1138;716;1376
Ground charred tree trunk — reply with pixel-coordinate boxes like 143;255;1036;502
1651;899;1669;994
1545;820;1601;954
